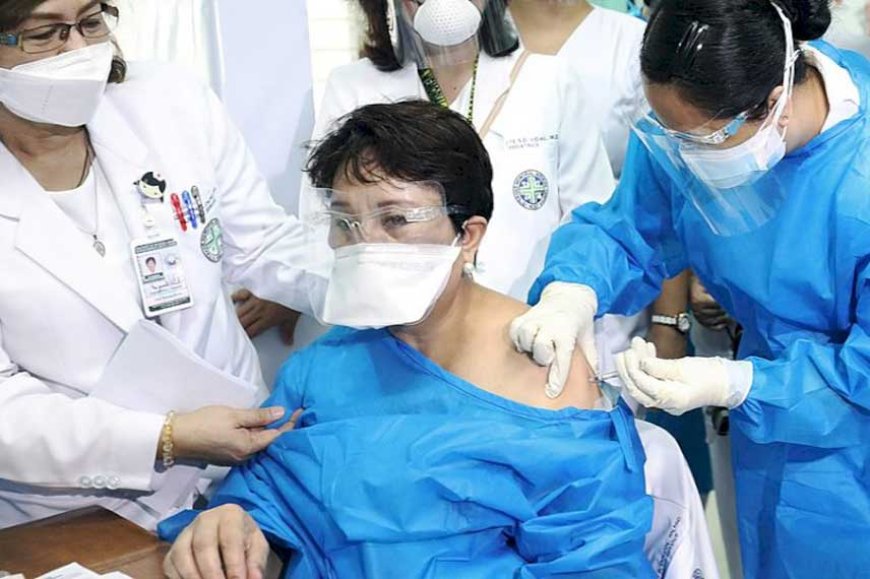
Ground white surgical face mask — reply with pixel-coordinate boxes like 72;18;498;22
679;103;789;190
413;0;483;47
321;241;461;329
0;42;113;127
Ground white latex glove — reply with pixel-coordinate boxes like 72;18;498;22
510;282;598;399
616;337;753;416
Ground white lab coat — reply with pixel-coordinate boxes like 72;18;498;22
311;50;616;301
557;6;647;178
0;62;322;530
637;422;720;579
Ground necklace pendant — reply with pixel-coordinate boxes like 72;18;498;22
93;236;106;257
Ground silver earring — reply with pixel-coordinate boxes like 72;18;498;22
462;262;475;278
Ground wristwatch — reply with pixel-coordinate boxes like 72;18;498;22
651;312;692;335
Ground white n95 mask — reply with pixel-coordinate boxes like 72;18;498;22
321;242;461;329
413;0;483;47
0;42;113;127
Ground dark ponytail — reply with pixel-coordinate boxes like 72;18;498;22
641;0;831;121
781;0;832;41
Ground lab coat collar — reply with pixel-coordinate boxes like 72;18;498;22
3;98;152;332
382;51;517;137
86;97;157;246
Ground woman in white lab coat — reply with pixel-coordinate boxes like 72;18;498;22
312;0;615;301
0;0;320;530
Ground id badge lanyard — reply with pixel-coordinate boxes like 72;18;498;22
130;173;195;318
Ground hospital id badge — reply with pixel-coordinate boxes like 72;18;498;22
131;235;194;318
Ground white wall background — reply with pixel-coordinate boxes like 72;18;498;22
113;0;224;92
307;0;365;113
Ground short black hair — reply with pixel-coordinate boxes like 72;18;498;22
306;100;494;231
642;0;832;120
357;0;518;72
145;257;157;266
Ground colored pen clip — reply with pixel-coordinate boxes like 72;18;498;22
181;190;198;229
170;193;188;232
190;186;206;222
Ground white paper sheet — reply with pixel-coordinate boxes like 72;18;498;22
92;319;258;413
36;563;101;579
33;564;133;579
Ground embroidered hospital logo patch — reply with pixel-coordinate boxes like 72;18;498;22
513;170;549;210
200;217;224;263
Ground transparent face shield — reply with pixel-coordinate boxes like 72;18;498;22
392;0;513;68
630;2;798;236
302;180;471;328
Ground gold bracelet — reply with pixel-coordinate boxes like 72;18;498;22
161;410;176;469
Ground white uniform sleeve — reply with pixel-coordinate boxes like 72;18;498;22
202;82;327;312
556;63;616;221
0;325;164;491
636;421;721;579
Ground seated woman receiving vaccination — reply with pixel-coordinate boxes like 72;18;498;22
160;101;655;578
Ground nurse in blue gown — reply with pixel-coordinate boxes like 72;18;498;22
159;101;655;578
509;1;870;578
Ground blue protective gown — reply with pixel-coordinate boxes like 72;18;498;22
160;328;655;578
529;42;870;579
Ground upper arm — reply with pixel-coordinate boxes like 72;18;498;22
262;351;311;429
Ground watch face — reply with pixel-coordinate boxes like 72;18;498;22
677;314;691;333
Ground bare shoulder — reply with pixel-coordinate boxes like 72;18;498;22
469;287;600;410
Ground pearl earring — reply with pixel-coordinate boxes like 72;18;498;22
462;262;475;278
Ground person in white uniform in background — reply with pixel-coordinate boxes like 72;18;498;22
0;0;320;531
308;1;717;576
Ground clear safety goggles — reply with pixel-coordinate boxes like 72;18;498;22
302;181;469;247
638;110;750;147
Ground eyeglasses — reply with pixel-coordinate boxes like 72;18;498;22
0;3;119;55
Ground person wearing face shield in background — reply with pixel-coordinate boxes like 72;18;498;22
0;0;325;531
159;101;657;579
511;0;870;577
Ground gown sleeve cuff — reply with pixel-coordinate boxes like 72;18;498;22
725;359;754;408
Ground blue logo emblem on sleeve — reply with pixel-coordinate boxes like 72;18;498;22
512;170;549;210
